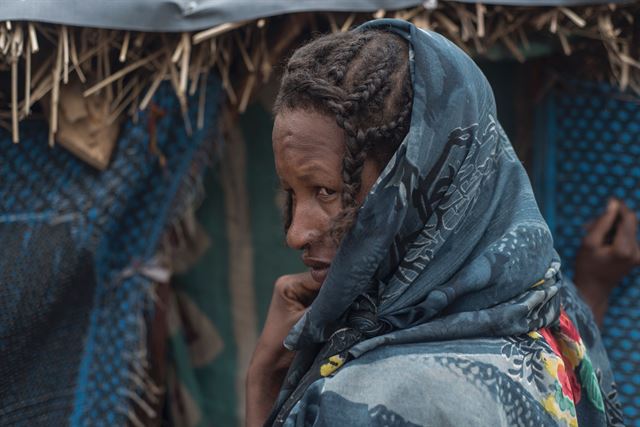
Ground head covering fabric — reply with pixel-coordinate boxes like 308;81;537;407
267;19;621;426
285;18;558;351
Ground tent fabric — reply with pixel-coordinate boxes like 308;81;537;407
534;80;640;425
0;78;222;426
0;0;630;32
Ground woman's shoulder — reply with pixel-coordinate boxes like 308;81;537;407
286;337;559;426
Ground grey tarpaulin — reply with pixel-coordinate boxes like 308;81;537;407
0;0;630;32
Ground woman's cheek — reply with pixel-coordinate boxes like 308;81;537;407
323;196;343;219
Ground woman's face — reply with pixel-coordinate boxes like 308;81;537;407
273;109;380;285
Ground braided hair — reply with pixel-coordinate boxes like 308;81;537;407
274;29;413;240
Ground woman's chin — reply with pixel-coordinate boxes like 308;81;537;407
310;267;329;285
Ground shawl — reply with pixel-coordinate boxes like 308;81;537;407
267;19;621;426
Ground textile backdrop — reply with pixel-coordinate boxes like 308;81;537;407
0;78;222;426
534;80;640;425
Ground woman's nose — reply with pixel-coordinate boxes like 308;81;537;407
286;204;320;250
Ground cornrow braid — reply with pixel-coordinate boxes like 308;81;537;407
326;36;373;85
274;29;413;238
333;40;405;236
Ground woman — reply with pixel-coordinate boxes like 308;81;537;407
247;19;622;426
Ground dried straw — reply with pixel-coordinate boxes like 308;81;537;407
49;38;63;146
83;50;163;97
119;31;130;63
2;2;640;145
193;21;246;44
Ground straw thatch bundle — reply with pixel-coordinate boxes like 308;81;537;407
1;2;639;145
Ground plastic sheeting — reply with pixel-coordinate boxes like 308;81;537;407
0;0;630;32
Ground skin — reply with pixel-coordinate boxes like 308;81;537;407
574;198;640;325
245;109;380;427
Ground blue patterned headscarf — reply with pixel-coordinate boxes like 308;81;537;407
268;19;620;426
286;18;559;350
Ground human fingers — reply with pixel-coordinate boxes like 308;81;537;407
583;219;595;232
258;273;319;351
294;271;323;306
583;198;621;249
612;203;639;262
276;272;322;308
619;203;640;265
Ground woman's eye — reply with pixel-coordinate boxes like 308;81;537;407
317;187;336;198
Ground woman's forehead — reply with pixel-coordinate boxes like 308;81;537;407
272;110;346;181
273;109;345;157
273;140;343;178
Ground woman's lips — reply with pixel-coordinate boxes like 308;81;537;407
309;266;329;284
303;257;331;284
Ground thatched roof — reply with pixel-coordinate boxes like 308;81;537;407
1;1;638;145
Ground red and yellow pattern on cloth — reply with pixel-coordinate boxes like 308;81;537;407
530;308;605;427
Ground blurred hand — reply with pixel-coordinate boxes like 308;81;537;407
574;199;640;325
246;272;321;427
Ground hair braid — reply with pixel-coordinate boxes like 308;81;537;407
326;36;373;84
345;41;399;113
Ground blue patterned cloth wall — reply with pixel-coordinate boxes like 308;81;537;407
535;81;640;425
0;79;221;426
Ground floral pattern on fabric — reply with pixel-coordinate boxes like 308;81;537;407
320;355;346;378
500;307;607;427
531;309;605;426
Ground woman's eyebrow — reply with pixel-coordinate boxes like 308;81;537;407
296;158;335;174
297;166;334;183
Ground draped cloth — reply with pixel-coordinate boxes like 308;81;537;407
267;19;622;426
0;80;221;426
